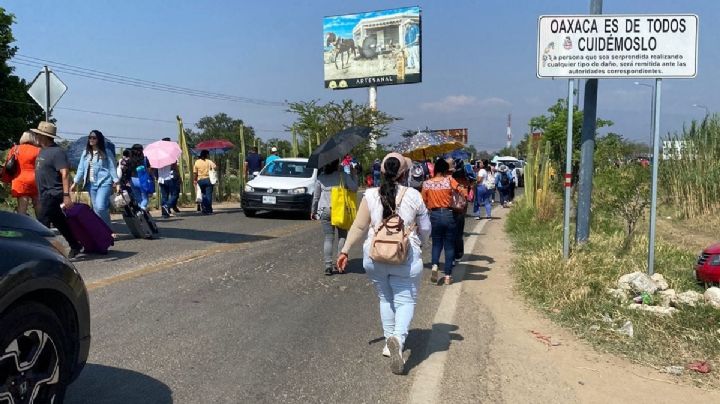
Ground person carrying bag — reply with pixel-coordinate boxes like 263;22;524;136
337;153;431;375
311;159;358;276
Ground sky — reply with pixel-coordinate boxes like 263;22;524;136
4;0;718;152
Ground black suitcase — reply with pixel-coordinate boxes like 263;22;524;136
123;206;158;239
120;187;159;239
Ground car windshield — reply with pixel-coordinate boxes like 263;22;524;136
260;161;314;178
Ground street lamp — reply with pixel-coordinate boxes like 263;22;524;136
692;103;710;116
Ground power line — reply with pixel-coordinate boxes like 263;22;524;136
11;55;286;107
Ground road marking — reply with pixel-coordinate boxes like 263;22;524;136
408;217;489;404
86;222;312;291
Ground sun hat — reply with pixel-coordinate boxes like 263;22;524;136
381;152;410;179
271;146;278;152
30;121;59;138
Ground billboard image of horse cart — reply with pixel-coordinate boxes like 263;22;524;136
323;6;421;90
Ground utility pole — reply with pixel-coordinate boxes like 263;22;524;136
575;0;603;244
369;85;377;150
239;124;246;198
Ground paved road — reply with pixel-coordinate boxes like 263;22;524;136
65;206;452;403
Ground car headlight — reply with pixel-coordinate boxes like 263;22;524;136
711;255;720;266
291;187;307;194
244;184;254;192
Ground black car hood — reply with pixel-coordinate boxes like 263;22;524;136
0;211;54;237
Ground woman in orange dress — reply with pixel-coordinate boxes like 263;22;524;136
11;131;41;216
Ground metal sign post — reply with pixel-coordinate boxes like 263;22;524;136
563;79;574;259
647;78;662;275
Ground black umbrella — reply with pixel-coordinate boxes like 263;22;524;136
307;126;372;169
67;136;116;169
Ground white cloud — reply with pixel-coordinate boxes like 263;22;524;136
420;95;511;113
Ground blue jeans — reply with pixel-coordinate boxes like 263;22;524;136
373;171;381;187
430;209;457;276
474;184;492;218
198;178;213;213
130;177;149;210
498;187;510;205
160;179;178;210
88;182;113;227
363;247;423;345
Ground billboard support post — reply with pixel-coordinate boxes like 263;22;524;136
647;78;662;275
563;79;574;259
369;85;378;150
44;65;51;121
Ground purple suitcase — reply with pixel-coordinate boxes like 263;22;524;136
65;203;114;254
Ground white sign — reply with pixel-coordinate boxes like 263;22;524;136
537;14;698;79
27;69;68;112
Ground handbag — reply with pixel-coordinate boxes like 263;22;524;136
209;168;218;185
330;174;357;230
1;145;18;182
466;186;475;203
451;187;467;213
195;183;202;203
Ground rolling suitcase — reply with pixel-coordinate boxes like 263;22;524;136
123;204;159;239
64;203;114;254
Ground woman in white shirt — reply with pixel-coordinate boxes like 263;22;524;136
336;153;431;375
473;159;493;220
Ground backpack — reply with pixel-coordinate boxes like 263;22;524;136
498;172;511;188
408;162;425;188
370;187;413;265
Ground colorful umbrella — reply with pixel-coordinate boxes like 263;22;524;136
67;136;116;169
395;131;464;161
144;140;182;168
307;126;372;169
192;139;235;156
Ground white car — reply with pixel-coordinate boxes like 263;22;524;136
241;158;318;217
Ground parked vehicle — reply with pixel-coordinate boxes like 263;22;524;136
696;243;720;284
241;158;318;217
0;211;91;403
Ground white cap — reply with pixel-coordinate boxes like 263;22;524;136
271;146;278;152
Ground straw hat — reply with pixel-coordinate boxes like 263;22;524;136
30;121;59;139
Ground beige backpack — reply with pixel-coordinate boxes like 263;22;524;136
370;187;414;264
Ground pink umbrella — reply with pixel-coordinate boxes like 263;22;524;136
144;140;182;168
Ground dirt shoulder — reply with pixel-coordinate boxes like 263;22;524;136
440;209;720;403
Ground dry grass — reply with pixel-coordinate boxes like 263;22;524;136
507;205;720;386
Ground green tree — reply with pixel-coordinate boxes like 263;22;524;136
529;99;613;166
187;112;258;169
401;129;416;138
287;99;399;168
0;7;45;149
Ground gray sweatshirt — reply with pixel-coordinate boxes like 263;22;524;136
311;171;359;215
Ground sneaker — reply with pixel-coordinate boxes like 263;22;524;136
161;206;170;218
430;264;439;284
68;248;81;259
172;206;181;213
325;267;333;276
444;275;453;285
382;344;391;357
386;336;404;375
475;216;482;221
486;216;492;221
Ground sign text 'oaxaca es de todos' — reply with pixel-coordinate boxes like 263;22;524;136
537;14;698;79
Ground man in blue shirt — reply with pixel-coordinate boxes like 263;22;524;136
265;146;280;171
245;146;264;179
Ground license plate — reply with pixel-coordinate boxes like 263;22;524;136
262;195;276;205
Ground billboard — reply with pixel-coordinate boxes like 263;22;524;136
434;128;468;145
323;6;421;89
537;14;698;78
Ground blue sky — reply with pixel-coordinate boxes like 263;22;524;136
4;0;718;151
